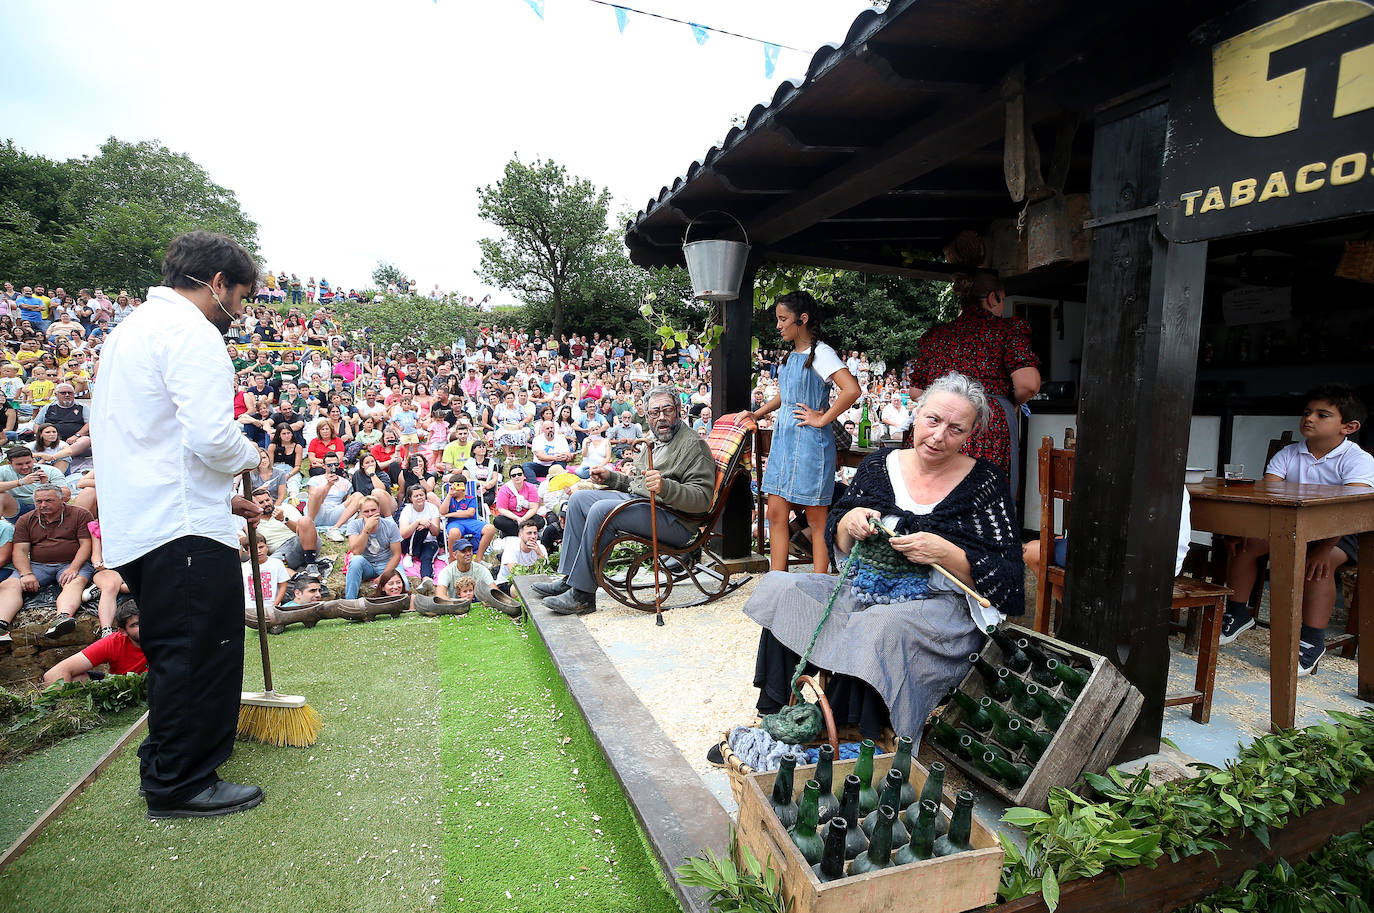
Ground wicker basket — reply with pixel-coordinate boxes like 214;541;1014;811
1335;240;1374;284
719;674;896;805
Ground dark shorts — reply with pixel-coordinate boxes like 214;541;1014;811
1337;534;1358;564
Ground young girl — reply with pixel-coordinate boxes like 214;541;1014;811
750;291;860;572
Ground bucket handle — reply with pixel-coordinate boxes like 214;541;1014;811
684;210;750;247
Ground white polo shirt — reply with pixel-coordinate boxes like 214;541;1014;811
1265;438;1374;487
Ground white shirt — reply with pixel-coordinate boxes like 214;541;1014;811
243;556;289;610
92;286;260;566
1266;438;1374;487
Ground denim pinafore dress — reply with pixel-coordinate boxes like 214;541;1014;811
760;350;836;506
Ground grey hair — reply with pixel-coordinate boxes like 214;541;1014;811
914;371;990;433
31;483;68;500
643;385;680;411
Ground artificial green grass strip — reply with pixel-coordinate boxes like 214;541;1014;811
0;616;446;913
0;705;145;849
439;608;682;913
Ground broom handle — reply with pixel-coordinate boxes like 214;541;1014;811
241;471;275;692
644;442;663;625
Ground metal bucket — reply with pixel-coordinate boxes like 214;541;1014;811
683;212;750;301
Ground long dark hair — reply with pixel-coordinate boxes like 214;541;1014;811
775;290;825;371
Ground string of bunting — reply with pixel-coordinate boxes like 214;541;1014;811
516;0;804;77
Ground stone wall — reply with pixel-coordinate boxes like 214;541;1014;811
1;614;101;687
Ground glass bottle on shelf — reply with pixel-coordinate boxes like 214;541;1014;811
857;399;872;448
849;805;896;875
788;779;825;865
890;735;917;810
932;790;976;857
812;817;850;883
814;743;840;825
770;753;799;830
853;739;880;817
862;769;908;846
836;775;869;860
893;799;938;865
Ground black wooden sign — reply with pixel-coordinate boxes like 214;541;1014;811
1160;0;1374;242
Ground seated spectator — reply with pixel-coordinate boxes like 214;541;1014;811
437;536;495;603
475;467;544;562
606;409;643;459
344;496;403;598
0;446;69;520
42;603;145;684
242;536;289;622
576;426;613;479
493;518;547;598
32;423;73;474
461;440;502;505
524;419;573;482
440;425;476;473
86;516;132;637
441;476;487;552
0;483;95;638
307;418;345;465
238;485;322;571
34;383;92;461
398;485;443;579
370;568;409;601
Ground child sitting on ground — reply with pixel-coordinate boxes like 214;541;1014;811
1220;384;1373;675
451;576;476;602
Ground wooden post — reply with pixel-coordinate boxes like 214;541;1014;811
713;262;756;560
1057;99;1207;759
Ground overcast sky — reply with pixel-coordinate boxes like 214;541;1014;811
1;0;875;300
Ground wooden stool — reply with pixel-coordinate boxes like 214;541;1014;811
1164;577;1231;724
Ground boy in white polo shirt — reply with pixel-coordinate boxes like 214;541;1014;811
1220;384;1373;674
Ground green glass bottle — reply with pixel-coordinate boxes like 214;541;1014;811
992;715;1025;753
949;689;993;734
932;790;976;857
770;753;799;830
788;779;825;865
1020;641;1062;688
1006;675;1044;722
862;769;908;846
912;759;945;836
890;735;917;810
849;805;896;875
980;696;1010;727
929;717;962;753
836;775;869;860
959;735;1005;774
815;743;841;824
857;399;872;448
1046;657;1089;699
1032;687;1073;729
1019;724;1052;763
987;627;1031;674
984;751;1031;788
811;817;850;883
969;653;1012;702
893;799;938;865
854;739;880;817
906;760;944;829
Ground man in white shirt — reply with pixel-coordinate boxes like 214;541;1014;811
523;420;573;482
91;231;264;820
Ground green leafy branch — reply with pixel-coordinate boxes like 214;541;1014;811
676;826;791;913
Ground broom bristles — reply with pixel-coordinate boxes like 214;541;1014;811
237;702;324;747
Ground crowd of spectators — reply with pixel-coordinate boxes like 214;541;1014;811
0;269;921;664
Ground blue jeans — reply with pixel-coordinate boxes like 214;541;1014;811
345;555;386;598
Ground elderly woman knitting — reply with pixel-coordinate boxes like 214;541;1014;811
745;371;1023;742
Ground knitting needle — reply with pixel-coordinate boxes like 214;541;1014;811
869;518;992;608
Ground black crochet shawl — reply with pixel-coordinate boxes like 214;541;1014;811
824;452;1024;615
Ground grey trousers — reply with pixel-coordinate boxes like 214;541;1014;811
558;489;694;593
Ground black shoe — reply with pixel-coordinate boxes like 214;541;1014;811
545;588;596;615
532;577;571;598
706;742;725;766
1297;637;1324;677
1218;608;1255;646
44;614;76;638
146;780;264;819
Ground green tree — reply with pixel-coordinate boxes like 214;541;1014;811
336;294;485;354
372;260;408;290
476;157;612;339
0;136;259;294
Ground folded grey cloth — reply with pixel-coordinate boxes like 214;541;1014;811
727;725;807;772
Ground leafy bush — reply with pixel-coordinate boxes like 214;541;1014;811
676;827;790;913
0;673;148;764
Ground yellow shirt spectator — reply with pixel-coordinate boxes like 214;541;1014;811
28;378;56;407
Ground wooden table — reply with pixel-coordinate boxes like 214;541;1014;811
1187;478;1374;730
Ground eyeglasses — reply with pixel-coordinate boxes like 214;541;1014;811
644;406;678;419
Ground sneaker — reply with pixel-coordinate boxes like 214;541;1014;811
1297;638;1323;676
82;584;100;602
1218;608;1255;646
0;629;10;646
325;528;346;543
98;626;117;639
44;614;76;638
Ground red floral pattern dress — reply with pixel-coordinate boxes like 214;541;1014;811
905;306;1039;476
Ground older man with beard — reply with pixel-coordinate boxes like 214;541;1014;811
532;386;715;615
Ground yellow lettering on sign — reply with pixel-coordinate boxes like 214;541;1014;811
1230;178;1259;206
1260;171;1291;200
1330;151;1368;183
1296;161;1328;190
1180;190;1205;215
1213;0;1374;137
1200;187;1227;212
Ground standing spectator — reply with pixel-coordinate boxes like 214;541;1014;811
91;230;264;819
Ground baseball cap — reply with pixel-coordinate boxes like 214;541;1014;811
451;537;475;551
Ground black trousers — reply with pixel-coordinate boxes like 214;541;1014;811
118;535;245;806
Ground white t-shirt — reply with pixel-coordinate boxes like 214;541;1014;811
1265;438;1374;487
530;432;571;465
243;557;289;610
496;537;545;584
400;502;441;533
797;341;844;382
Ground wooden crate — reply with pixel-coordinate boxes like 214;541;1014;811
735;751;1004;913
930;623;1144;810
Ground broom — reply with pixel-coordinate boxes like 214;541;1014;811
238;471;323;747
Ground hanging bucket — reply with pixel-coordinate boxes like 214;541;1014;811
683;211;751;301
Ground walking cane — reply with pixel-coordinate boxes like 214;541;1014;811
643;439;665;627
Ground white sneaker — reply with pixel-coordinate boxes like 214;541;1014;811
325;528;346;542
0;629;10;645
82;584;100;602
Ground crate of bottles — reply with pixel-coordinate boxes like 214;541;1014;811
735;740;1004;913
927;623;1144;810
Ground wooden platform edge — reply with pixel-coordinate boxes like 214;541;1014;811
513;575;731;913
990;782;1374;913
0;710;149;874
